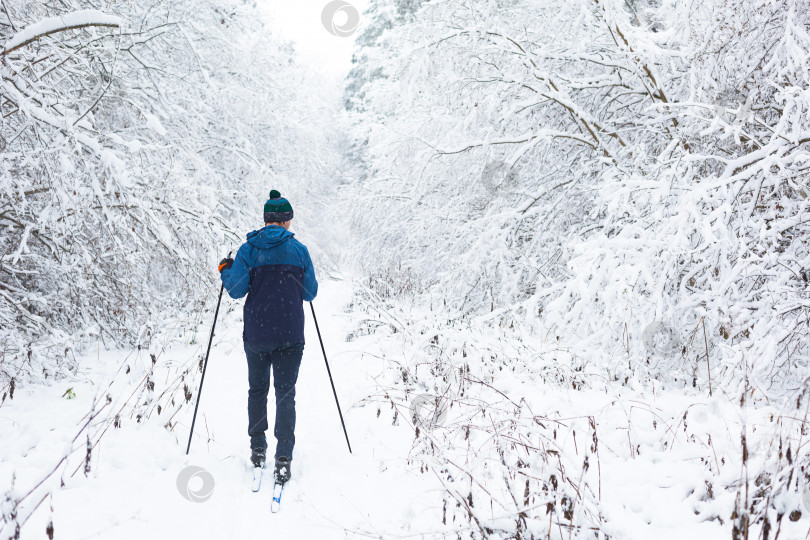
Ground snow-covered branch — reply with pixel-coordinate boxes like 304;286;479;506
1;10;122;54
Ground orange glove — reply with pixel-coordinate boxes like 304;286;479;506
218;257;234;273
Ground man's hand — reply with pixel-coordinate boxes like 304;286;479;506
218;257;234;273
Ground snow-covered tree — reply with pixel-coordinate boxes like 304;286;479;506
349;0;810;394
0;0;338;383
344;0;426;112
347;0;810;534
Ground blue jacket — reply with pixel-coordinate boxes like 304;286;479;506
221;225;317;344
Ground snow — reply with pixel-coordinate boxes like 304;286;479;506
2;10;123;53
2;278;807;538
143;114;167;137
2;0;810;537
0;282;442;537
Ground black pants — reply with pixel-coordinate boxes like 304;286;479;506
244;341;304;459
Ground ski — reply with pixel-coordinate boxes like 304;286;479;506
251;466;264;492
270;482;284;513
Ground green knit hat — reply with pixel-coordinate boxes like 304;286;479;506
264;190;294;223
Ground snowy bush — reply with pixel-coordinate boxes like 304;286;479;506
347;288;605;538
348;0;810;396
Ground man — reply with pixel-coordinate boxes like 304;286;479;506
218;190;317;484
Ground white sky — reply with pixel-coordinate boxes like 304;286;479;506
259;0;369;77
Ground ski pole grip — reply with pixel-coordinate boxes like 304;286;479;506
217;251;234;272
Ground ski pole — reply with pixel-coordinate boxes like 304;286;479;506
186;252;231;455
310;302;352;454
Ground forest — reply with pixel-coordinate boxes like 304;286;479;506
2;0;809;538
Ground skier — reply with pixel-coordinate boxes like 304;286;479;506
218;190;318;485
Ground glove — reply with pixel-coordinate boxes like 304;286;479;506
218;257;234;273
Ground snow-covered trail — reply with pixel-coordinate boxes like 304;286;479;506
0;279;444;539
170;279;440;539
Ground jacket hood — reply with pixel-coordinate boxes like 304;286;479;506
246;225;295;249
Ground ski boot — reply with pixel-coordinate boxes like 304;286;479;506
251;447;267;468
274;456;291;484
